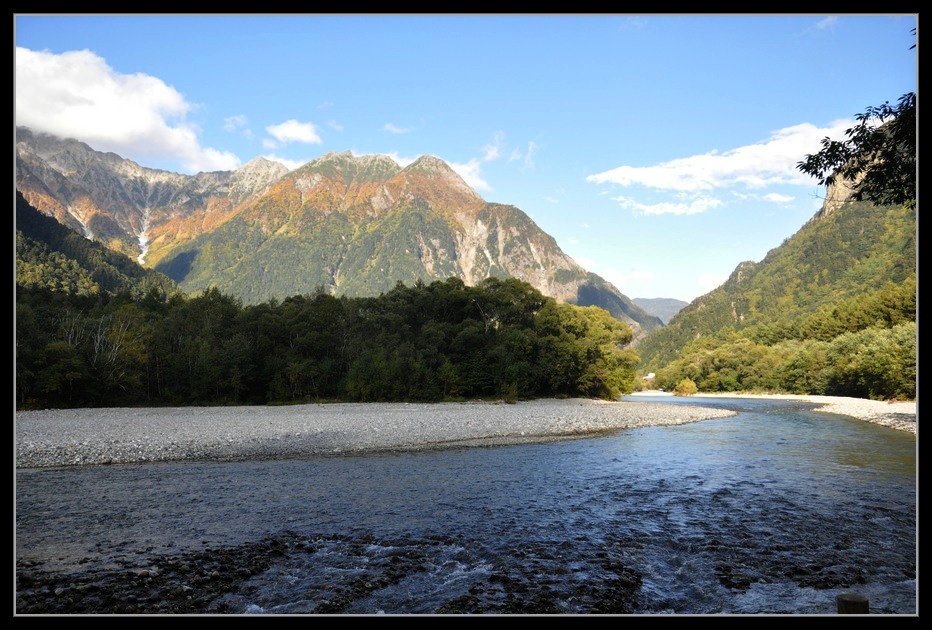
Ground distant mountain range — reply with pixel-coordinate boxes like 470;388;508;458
15;127;662;338
632;298;689;325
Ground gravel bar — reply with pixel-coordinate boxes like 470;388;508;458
15;399;737;469
691;393;917;434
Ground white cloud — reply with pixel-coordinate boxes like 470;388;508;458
816;16;839;30
483;130;505;161
261;154;307;171
15;47;240;173
449;158;491;192
223;114;248;132
611;195;723;216
543;196;559;204
262;138;279;149
328;120;344;132
619;16;648;30
266;119;323;145
587;120;852;192
522;141;538;173
223;115;253;139
731;190;795;204
383;123;412;134
763;192;794;203
444;133;533;193
442;133;533;193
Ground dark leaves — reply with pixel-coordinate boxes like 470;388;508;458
797;91;916;210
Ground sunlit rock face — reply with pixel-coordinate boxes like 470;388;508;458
16;128;662;337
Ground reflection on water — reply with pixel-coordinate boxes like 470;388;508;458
16;398;916;614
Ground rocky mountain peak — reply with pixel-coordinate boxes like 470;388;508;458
230;157;290;197
17;125;135;174
313;150;355;164
15;129;663;338
810;175;859;223
354;153;400;169
299;151;402;184
402;155;482;201
238;156;287;172
406;154;450;172
727;260;759;286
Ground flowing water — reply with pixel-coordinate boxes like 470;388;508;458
15;397;917;615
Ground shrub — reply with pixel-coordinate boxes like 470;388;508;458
673;377;698;396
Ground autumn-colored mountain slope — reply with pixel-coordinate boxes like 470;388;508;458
16;192;178;298
16;127;288;264
16;129;662;338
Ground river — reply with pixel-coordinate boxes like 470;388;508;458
15;397;917;615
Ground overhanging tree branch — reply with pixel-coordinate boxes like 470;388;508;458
797;91;916;210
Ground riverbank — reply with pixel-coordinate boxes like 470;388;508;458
689;393;917;434
16;397;917;615
16;399;737;469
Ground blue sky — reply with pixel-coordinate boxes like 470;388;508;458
15;14;917;302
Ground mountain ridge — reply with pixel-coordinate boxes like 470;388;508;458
15;191;178;298
632;298;689;325
15;127;662;338
635;195;916;372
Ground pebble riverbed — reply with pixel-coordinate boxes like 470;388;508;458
16;396;916;615
16;399;739;469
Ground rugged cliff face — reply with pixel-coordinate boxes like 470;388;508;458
810;172;860;223
16;128;663;337
16;127;289;263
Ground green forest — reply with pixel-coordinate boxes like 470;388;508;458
638;84;917;402
16;194;178;299
16;278;639;409
649;291;915;400
637;199;916;401
16;192;639;409
15;183;917;408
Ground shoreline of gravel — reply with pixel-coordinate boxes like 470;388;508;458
691;393;917;434
16;399;737;470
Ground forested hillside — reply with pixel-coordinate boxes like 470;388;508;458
16;277;638;409
637;199;915;400
16;192;178;299
17;130;662;338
